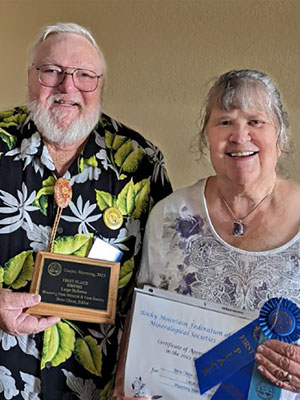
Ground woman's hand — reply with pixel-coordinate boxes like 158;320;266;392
0;289;60;336
254;339;300;392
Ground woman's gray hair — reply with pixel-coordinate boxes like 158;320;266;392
198;69;290;156
29;22;107;78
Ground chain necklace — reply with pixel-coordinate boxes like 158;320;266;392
218;186;275;237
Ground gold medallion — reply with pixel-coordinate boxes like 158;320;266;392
103;207;123;230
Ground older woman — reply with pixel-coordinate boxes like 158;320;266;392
137;69;300;398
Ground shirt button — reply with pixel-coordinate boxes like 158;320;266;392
57;227;63;234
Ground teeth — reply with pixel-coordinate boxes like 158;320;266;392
55;100;77;106
229;151;256;157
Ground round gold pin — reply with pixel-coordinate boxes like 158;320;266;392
103;207;123;230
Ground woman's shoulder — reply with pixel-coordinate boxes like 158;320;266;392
150;178;207;214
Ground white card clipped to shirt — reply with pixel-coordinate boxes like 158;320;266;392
88;237;123;262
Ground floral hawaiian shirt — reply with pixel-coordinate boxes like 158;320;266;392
0;106;172;400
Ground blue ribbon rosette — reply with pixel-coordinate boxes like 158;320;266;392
194;297;300;400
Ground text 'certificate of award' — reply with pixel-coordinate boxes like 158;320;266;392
124;287;257;399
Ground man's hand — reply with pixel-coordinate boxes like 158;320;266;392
0;289;60;336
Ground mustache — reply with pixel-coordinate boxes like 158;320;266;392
46;94;84;107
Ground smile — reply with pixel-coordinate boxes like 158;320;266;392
226;151;258;157
54;100;80;106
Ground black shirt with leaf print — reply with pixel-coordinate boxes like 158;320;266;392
0;106;172;400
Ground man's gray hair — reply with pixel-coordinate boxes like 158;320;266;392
29;22;107;78
198;69;290;156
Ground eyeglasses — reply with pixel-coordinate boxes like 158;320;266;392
35;64;103;92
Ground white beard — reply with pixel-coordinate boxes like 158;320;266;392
28;97;101;144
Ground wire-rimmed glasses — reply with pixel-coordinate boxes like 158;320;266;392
35;64;103;92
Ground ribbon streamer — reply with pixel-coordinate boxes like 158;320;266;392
195;297;300;399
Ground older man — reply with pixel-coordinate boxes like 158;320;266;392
0;23;172;399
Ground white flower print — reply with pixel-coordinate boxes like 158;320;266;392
70;165;101;185
103;219;141;254
61;196;101;236
17;336;39;359
0;331;39;359
95;148;124;179
23;222;51;252
103;228;129;251
95;149;109;170
40;145;55;173
62;369;100;400
0;183;38;234
0;366;19;399
0;331;17;351
6;132;40;167
20;372;40;400
5;132;46;177
94;131;105;148
88;324;116;356
145;140;169;184
94;132;125;179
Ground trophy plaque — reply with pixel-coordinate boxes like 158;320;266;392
27;251;120;324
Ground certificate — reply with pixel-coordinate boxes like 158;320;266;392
27;251;120;324
124;287;257;399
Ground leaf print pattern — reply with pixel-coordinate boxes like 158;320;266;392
20;372;41;400
88;325;116;356
3;250;33;289
0;128;17;151
70;165;102;185
0;108;27;150
74;336;102;376
145;139;169;185
118;258;134;289
0;107;172;399
95;130;146;180
62;369;100;400
103;219;141;254
52;234;93;256
32;176;55;216
95;190;114;211
96;178;151;219
0;366;19;399
22;222;51;252
0;183;38;234
6;132;41;171
41;322;75;369
0;331;17;351
114;141;145;173
61;196;101;236
17;336;39;359
0;332;39;359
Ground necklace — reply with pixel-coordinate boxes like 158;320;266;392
218;187;275;237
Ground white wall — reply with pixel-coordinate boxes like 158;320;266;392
1;0;300;189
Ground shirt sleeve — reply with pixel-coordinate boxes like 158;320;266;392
137;197;167;287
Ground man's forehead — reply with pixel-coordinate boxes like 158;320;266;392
33;33;102;69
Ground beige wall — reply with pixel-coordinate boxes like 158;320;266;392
1;0;300;189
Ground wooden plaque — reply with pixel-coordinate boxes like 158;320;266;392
27;251;120;324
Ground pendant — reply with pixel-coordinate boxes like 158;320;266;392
54;178;72;209
232;220;244;237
